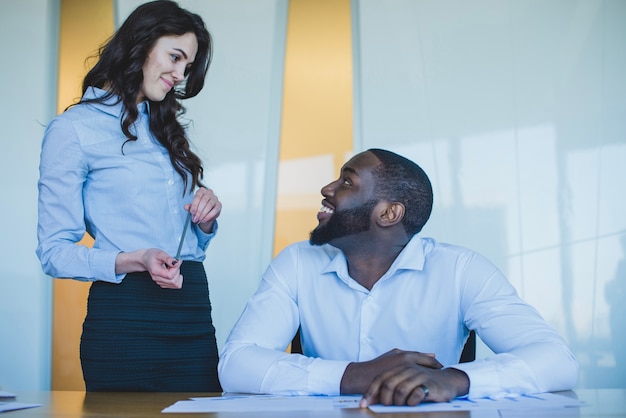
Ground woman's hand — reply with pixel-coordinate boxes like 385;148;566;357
116;248;183;289
186;187;222;233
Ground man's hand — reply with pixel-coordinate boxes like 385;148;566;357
340;348;443;395
359;365;470;407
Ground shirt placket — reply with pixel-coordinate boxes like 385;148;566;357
358;290;380;361
136;108;184;243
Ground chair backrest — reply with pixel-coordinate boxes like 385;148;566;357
290;328;303;354
459;330;476;363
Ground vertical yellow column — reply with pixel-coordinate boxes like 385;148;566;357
53;0;113;390
274;0;354;255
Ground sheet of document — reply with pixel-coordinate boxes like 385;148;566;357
163;392;585;414
162;395;361;413
0;402;42;413
368;393;585;414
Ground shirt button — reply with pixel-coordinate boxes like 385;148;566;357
168;179;174;185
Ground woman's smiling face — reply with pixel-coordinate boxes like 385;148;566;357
138;32;198;103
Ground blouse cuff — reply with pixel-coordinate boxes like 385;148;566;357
195;220;218;251
89;249;124;284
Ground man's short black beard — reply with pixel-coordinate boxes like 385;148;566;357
309;199;378;246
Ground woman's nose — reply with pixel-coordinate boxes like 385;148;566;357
172;64;186;82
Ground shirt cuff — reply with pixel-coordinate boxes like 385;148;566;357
196;220;218;251
88;249;123;283
450;353;537;399
307;358;351;395
450;361;499;399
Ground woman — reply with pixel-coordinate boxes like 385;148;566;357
36;1;222;392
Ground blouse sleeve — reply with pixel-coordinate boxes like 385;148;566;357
36;116;120;283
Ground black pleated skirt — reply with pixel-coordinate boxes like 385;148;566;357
80;261;221;392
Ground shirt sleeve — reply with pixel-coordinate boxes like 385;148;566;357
36;116;120;283
451;251;579;398
218;246;350;395
193;219;218;251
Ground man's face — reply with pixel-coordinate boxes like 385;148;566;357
309;151;381;246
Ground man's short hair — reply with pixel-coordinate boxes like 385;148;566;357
368;148;433;236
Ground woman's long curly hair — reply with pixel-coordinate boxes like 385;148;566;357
80;0;212;192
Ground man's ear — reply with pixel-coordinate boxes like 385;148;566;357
376;201;405;227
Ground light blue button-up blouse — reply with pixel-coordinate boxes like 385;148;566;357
36;87;216;283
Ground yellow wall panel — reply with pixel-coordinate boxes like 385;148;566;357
57;0;114;111
274;0;353;256
53;0;113;391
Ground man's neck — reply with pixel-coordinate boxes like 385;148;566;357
341;239;408;290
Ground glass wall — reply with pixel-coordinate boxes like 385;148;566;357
353;0;626;388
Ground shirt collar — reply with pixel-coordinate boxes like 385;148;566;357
82;86;150;117
82;86;124;117
320;234;426;285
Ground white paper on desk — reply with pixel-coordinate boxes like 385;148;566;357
162;395;361;413
368;393;586;413
163;396;332;413
192;394;362;409
0;402;42;413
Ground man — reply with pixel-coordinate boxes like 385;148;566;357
218;149;578;406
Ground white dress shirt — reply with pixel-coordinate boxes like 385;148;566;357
218;236;578;399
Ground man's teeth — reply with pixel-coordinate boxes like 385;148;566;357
319;206;334;214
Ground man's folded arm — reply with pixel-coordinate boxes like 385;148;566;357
451;340;578;399
218;341;350;395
